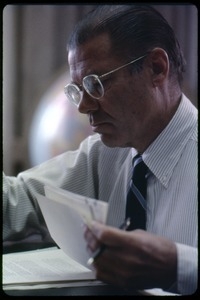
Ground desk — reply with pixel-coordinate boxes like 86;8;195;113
3;285;139;296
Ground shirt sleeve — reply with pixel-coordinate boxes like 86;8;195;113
3;172;52;244
175;242;198;295
3;134;102;244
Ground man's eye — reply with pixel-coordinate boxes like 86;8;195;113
101;78;112;89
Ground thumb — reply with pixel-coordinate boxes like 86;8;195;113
90;221;126;246
89;220;107;240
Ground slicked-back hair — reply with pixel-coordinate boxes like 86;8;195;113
67;5;186;85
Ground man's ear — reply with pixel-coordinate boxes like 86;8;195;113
148;48;169;87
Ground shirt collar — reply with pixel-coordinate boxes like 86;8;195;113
133;94;197;188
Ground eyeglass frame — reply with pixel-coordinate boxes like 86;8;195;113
64;53;148;107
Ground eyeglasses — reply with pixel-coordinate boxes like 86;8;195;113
64;54;147;107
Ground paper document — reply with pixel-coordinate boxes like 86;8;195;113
3;247;96;290
36;185;108;268
44;185;108;224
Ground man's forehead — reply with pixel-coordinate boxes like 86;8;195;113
68;37;115;80
68;33;113;64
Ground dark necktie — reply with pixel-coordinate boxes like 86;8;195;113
125;154;148;230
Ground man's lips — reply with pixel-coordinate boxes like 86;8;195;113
90;122;113;134
91;122;104;130
89;114;113;130
90;120;111;127
90;122;104;127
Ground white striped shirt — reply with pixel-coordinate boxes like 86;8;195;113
3;94;197;295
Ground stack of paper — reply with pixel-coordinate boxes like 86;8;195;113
3;247;106;290
3;186;108;290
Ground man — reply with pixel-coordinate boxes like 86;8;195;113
3;5;197;295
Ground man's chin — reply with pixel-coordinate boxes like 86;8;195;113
99;133;116;147
99;133;127;148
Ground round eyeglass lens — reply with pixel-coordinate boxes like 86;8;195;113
64;84;81;106
83;75;104;99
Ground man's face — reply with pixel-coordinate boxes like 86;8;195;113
68;34;161;150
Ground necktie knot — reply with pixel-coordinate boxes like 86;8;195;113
126;154;148;230
131;155;148;198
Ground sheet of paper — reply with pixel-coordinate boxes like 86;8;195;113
3;248;95;287
44;185;108;224
37;191;106;268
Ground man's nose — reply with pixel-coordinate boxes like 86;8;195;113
78;91;99;114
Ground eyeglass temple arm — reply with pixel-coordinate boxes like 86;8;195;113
99;54;148;79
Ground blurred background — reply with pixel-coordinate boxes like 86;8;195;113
3;4;198;176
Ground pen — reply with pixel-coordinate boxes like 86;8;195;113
87;217;131;266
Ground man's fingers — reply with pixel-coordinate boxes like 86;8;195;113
89;220;133;247
83;222;102;251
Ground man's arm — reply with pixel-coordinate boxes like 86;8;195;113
3;172;51;245
3;134;103;245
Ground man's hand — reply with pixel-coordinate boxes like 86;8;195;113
84;221;177;290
